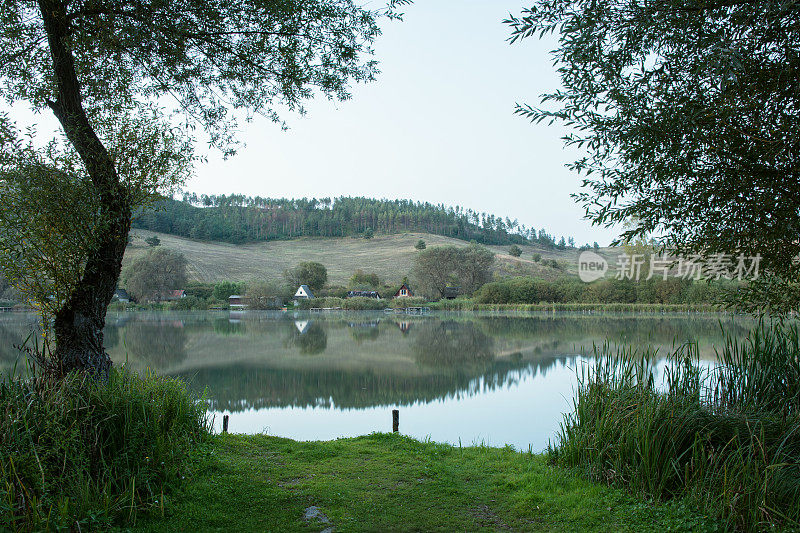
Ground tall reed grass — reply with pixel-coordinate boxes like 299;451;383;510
0;367;210;531
550;321;800;531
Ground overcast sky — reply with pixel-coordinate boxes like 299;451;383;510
10;1;620;245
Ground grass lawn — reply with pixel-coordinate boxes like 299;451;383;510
133;433;719;532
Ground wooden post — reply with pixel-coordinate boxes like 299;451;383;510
223;414;229;434
392;409;399;433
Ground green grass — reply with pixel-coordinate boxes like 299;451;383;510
125;230;598;285
550;321;800;531
0;368;210;531
133;433;718;532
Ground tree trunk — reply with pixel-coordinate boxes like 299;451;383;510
38;0;131;377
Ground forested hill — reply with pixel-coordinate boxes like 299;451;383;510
132;195;576;248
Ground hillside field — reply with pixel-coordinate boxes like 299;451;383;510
124;231;613;285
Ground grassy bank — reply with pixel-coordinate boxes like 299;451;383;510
133;433;717;532
431;300;725;313
550;321;800;531
0;369;209;531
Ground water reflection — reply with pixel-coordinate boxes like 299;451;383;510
286;321;327;355
121;320;188;368
0;311;752;449
413;321;494;367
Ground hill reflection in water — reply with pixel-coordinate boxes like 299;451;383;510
0;311;750;448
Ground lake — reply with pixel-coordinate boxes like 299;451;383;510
0;311;751;451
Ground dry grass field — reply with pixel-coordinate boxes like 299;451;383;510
124;230;610;285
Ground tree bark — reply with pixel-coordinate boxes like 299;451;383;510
38;0;131;377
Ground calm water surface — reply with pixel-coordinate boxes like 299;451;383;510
0;311;751;450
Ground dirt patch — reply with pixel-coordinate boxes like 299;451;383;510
470;504;515;531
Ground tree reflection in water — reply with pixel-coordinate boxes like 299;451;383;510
0;312;756;413
286;320;328;355
120;320;188;369
413;320;495;367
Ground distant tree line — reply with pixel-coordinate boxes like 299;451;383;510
131;195;573;247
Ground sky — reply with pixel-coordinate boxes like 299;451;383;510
192;0;620;245
8;1;620;246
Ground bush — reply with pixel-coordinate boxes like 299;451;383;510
171;295;208;310
349;269;380;288
295;296;387;310
550;321;800;531
508;245;522;257
0;369;210;530
387;297;428;308
212;281;245;301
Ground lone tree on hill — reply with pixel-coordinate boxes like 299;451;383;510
284;262;328;292
508;1;800;312
508;245;522;258
0;0;408;376
413;244;495;299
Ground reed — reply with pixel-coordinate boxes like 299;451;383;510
0;367;210;531
550;321;800;531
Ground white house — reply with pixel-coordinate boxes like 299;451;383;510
294;285;314;299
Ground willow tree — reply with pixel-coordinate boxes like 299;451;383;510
507;1;800;312
0;0;407;376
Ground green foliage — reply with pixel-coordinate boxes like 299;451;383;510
184;282;215;300
508;1;800;311
122;248;188;302
0;369;210;530
295;296;387;310
284;262;328;292
0;148;98;317
0;112;192;320
508;245;522;257
145;235;161;247
532;253;541;262
245;280;287;309
1;1;391;154
363;228;374;239
413;244;495;299
474;276;733;305
133;195;566;247
550;322;800;531
211;281;245;301
171;295;207;311
349;269;380;288
415;239;426;250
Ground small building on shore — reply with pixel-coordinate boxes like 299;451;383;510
113;288;130;303
228;295;249;310
165;290;186;301
347;290;381;299
393;283;413;299
294;285;315;299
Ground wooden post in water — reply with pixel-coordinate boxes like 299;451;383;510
223;414;229;434
392;409;399;433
